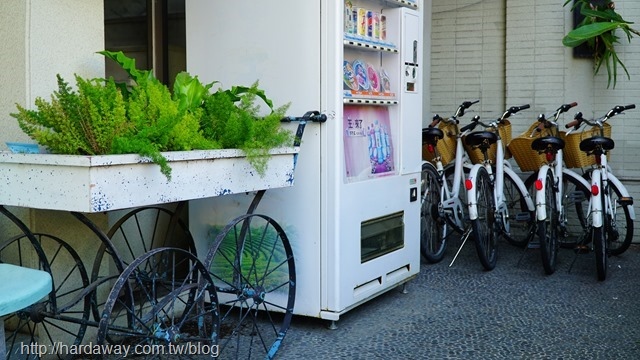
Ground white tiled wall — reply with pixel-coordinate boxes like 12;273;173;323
430;0;505;122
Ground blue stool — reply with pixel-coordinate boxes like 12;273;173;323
0;263;52;359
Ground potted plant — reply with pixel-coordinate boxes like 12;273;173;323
563;0;640;88
10;51;293;180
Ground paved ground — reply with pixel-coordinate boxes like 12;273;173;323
279;239;640;360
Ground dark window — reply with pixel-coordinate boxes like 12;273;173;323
104;0;185;88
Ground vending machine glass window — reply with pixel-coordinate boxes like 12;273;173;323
361;211;404;263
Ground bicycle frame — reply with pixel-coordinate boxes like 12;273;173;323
562;105;636;229
438;129;468;228
533;126;591;220
587;139;636;229
467;122;534;223
597;163;636;221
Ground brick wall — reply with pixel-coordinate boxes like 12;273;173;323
430;0;506;122
430;0;640;240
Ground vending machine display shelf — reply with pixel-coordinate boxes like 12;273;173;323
373;0;419;10
343;38;398;53
343;98;398;106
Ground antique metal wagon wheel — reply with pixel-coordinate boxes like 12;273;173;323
96;247;219;359
0;232;90;360
204;213;296;360
91;204;197;322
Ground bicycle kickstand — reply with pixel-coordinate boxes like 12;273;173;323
449;226;473;267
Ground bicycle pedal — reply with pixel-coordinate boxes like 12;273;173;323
567;191;586;203
515;212;531;222
527;241;540;249
618;196;634;206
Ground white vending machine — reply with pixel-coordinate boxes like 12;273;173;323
186;0;423;321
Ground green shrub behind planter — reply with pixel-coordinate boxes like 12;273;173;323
11;51;292;180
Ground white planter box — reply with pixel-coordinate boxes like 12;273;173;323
0;148;299;212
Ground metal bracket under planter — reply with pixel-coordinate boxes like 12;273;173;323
0;147;299;213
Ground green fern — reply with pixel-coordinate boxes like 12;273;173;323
200;81;293;175
11;75;128;155
12;51;295;180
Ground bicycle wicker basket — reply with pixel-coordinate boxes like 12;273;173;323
422;120;458;166
508;121;565;172
463;120;512;165
563;123;611;168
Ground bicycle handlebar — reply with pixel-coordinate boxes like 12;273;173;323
557;102;578;114
461;99;480;110
453;99;480;119
495;104;530;123
460;115;481;133
564;112;583;129
427;100;479;129
606;104;635;118
506;104;530;116
530;102;578;135
460;104;530;133
564;104;634;129
430;114;444;127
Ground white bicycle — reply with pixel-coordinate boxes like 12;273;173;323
564;105;635;280
461;105;536;270
526;102;593;275
421;101;535;270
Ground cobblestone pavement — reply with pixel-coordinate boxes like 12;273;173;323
278;240;640;360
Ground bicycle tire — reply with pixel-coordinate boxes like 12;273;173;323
420;162;447;263
538;169;559;275
593;223;607;281
501;171;535;247
604;180;633;255
471;166;498;270
525;171;591;250
559;172;591;249
581;169;633;255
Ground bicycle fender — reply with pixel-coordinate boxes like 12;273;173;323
562;168;591;190
466;164;484;221
607;172;636;220
535;165;551;222
504;166;535;212
422;160;437;171
590;170;603;228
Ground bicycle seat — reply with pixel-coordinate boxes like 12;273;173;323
464;131;497;148
422;127;444;145
579;136;614;152
531;136;565;152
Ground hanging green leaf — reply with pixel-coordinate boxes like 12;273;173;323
563;22;620;47
562;0;640;88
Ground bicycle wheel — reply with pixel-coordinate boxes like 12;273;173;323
581;170;633;255
502;171;535;247
537;169;559;275
471;166;498;270
593;223;607;281
604;180;634;255
559;173;591;249
420;162;447;263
